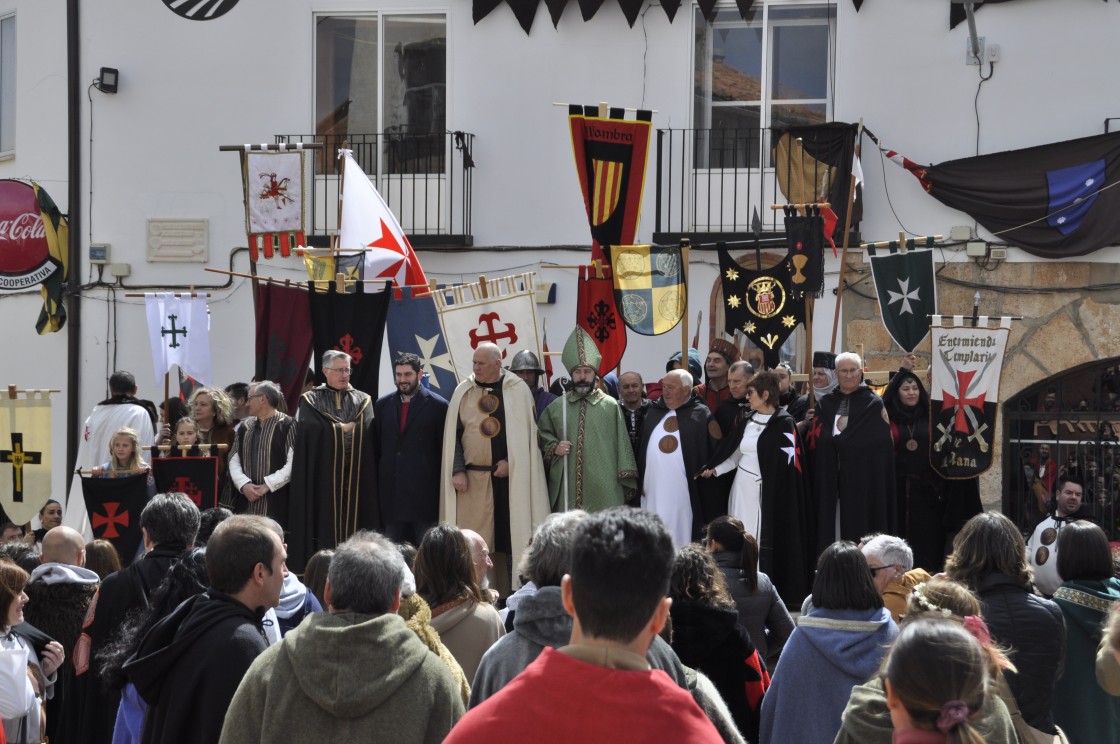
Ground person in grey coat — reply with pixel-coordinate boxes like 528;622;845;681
469;510;745;744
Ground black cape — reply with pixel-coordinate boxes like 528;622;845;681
883;369;980;571
124;590;268;744
808;385;896;553
707;408;815;606
71;543;189;744
636;395;717;541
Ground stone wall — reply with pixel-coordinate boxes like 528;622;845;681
842;255;1120;510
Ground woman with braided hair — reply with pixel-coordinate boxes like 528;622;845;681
881;618;989;744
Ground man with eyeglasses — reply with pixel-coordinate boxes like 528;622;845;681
809;351;895;553
288;350;377;572
441;342;548;598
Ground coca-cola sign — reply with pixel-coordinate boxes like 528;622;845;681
0;180;56;291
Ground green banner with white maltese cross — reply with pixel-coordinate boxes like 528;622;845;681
868;241;937;353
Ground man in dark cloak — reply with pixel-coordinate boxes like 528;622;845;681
288;350;377;572
808;352;896;553
636;369;717;544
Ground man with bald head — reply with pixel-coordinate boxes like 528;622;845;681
25;525;101;742
441;342;548;598
636;369;717;545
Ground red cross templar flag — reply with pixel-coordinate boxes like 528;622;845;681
338;150;429;291
930;315;1011;478
0;394;51;524
145;293;212;388
433;273;541;382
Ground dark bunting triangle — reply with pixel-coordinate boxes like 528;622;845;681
544;0;567;26
577;0;606;22
473;0;504;23
660;0;683;23
506;0;539;33
852;0;864;10
696;0;719;22
735;0;757;19
619;0;644;26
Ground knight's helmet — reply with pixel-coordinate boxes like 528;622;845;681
508;350;544;374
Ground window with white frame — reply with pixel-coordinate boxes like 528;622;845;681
315;14;446;175
0;14;15;156
693;4;834;169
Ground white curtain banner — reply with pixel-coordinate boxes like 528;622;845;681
0;395;52;524
145;292;212;388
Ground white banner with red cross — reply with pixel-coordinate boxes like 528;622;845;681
433;273;541;383
930;315;1011;478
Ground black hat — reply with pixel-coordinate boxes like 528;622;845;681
812;351;836;370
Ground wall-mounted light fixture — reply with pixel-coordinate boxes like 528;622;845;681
94;67;119;94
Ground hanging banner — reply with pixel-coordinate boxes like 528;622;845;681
931;316;1011;478
773;123;862;242
0;395;51;524
387;286;458;394
81;474;149;566
868;241;938;353
308;282;391;399
255;283;313;416
568;106;652;264
303;251;365;291
576;264;626;374
718;244;805;369
607;244;685;336
145;293;212;389
783;210;826;297
433;273;541;381
242;150;306;261
151;454;219;511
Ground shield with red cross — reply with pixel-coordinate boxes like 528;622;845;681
81;473;150;565
930;317;1011;478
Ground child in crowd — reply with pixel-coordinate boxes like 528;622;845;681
93;427;156;496
173;417;200;450
882;619;989;744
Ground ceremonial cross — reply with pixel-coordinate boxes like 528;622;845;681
162;314;188;348
1;433;42;502
941;370;986;434
173;477;204;507
91;502;129;539
469;312;518;351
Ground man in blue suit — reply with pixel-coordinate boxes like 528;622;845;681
374;352;449;545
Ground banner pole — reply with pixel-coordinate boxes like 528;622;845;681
829;119;865;353
680;239;690;367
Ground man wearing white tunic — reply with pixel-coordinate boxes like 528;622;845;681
635;370;716;546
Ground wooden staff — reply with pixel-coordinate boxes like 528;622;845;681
143;444;228;454
680;239;690;364
830;119;865;352
5;386;60;398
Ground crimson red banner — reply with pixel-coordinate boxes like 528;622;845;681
576;265;626;374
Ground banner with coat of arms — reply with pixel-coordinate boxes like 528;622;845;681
0;394;51;524
931;315;1011;478
568;106;652;265
718;244;805;369
242;150;306;262
433;273;541;382
868;240;937;353
607;244;686;336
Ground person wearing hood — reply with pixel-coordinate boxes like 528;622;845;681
220;530;464;744
538;328;637;513
790;351;838;424
1050;521;1120;743
882;363;980;572
808;351;896;552
759;541;898;744
636;369;718;545
123;515;284;744
22;526;99;743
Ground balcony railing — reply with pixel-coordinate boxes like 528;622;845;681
273;130;474;246
653;126;849;243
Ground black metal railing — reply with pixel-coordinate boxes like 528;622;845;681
654;126;843;239
273;130;474;244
